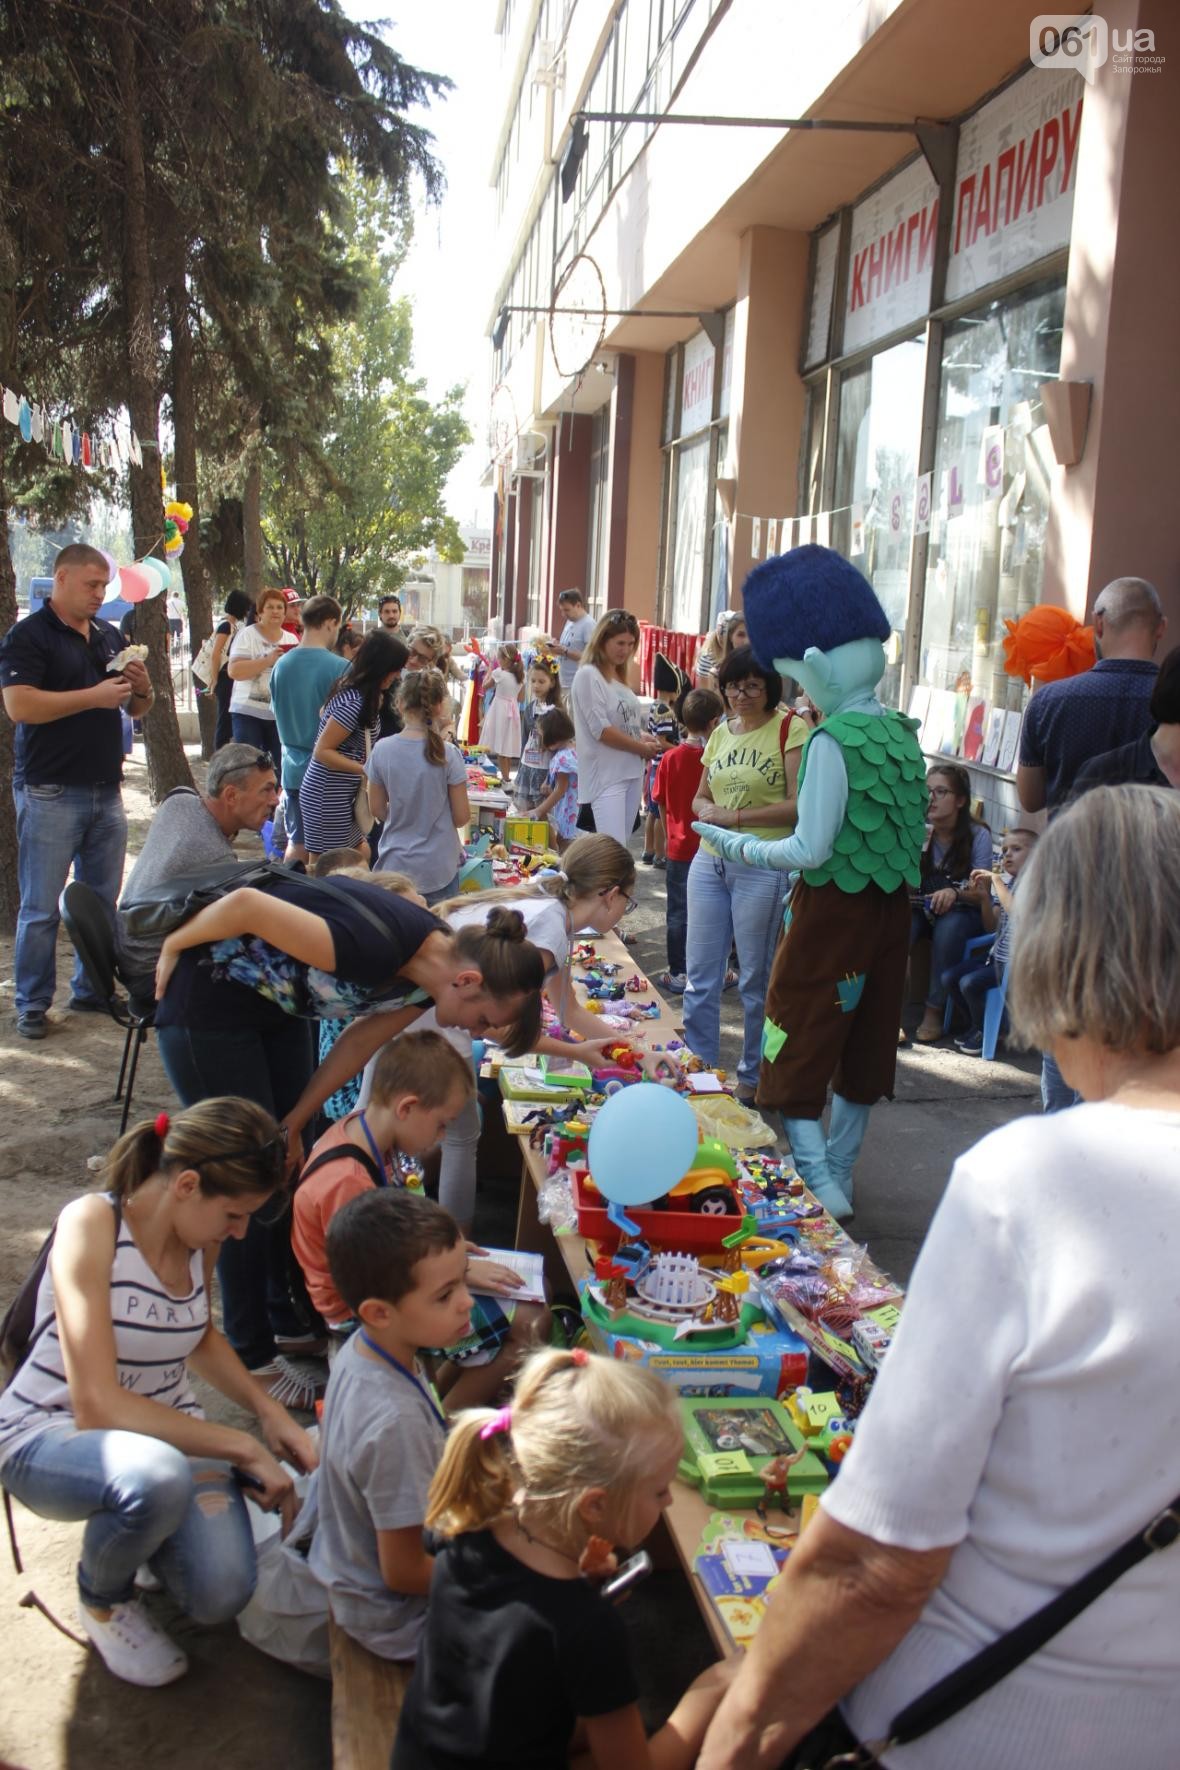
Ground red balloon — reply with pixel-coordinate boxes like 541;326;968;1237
119;564;154;603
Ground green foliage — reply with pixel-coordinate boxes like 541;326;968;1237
261;173;470;615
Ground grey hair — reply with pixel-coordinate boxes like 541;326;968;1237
1007;784;1180;1055
1092;577;1162;630
206;742;275;795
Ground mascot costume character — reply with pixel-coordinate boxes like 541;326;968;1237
694;545;927;1218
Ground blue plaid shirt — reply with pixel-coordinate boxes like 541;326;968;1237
1019;659;1158;812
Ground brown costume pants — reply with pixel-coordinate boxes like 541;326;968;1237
756;878;911;1118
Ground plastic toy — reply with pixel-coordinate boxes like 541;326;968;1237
677;1398;827;1506
625;974;648;994
756;1449;806;1520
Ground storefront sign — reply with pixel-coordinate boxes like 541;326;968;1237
680;330;715;436
843;157;939;354
805;226;839;367
945;66;1083;302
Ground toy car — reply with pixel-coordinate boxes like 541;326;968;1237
651;1137;743;1216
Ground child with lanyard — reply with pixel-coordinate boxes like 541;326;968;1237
392;1347;734;1770
308;1189;467;1702
292;1031;547;1395
513;653;563;814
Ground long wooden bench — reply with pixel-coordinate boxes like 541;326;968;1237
328;1612;413;1770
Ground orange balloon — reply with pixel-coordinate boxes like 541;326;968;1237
1002;605;1095;685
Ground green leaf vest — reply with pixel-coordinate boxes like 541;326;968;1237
797;710;927;893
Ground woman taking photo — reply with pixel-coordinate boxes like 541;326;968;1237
226;586;297;773
298;629;407;863
151;874;547;1380
367;668;470;904
289;835;644;1230
569;610;662;843
0;1098;316;1689
685;647;805;1103
909;762;992;1043
700;785;1180;1770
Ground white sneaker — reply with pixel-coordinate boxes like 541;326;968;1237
79;1599;188;1687
134;1563;163;1592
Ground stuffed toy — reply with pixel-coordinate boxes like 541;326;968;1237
693;546;926;1217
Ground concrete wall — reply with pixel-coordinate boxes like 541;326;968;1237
621;351;665;619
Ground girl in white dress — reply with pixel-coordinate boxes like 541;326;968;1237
481;645;524;782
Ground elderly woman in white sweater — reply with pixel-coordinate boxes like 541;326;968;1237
700;783;1180;1770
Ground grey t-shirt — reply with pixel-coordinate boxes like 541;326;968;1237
558;613;595;690
116;790;236;998
368;732;467;894
308;1332;445;1659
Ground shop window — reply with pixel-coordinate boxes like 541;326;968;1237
917;279;1065;756
669;435;710;634
830;337;927;710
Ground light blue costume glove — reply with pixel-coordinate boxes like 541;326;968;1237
691;824;793;870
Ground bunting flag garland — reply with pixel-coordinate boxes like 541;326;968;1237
0;379;146;477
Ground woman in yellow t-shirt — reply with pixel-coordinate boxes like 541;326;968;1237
685;647;806;1102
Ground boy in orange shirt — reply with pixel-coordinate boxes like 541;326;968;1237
292;1029;546;1405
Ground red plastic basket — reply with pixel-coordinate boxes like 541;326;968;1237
572;1174;738;1253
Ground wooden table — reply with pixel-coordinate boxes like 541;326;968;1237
506;931;747;1656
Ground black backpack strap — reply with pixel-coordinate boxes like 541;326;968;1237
297;1143;387;1192
871;1493;1180;1756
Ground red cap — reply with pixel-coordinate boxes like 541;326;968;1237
281;587;301;604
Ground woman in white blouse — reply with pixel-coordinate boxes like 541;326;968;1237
569;610;661;843
700;784;1180;1770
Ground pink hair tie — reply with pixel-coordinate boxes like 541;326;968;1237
154;1112;170;1139
570;1348;589;1367
479;1406;513;1441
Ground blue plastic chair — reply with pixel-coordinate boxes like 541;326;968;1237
943;932;1008;1056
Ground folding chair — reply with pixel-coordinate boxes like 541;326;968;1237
58;881;156;1134
943;932;1008;1056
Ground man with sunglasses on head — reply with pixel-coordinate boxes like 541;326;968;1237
116;743;280;1008
551;587;595;694
0;543;155;1040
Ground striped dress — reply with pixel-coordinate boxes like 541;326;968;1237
298;685;376;852
0;1196;207;1467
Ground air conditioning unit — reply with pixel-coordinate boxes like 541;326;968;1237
532;40;564;89
513;431;548;477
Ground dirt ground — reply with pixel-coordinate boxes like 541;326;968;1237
0;744;334;1769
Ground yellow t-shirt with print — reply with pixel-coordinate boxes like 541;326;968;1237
700;709;806;854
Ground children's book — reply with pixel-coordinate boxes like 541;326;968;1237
691;1502;819;1650
471;1247;547;1304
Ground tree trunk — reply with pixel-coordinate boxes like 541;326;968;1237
111;18;192;801
0;437;21;934
243;457;263;598
167;228;216;757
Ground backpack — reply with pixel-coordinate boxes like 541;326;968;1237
120;860;409;967
296;1142;387;1193
0;1199;122;1384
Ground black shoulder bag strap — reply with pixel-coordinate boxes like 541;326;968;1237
849;1494;1180;1763
296;1143;387;1192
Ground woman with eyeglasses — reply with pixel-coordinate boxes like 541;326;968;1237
908;764;994;1043
685;647;807;1102
0;1098;317;1690
569;610;663;844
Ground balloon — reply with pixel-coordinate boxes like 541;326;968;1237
138;557;169;596
102;578;124;605
119;564;153;604
587;1084;700;1207
99;548;118;585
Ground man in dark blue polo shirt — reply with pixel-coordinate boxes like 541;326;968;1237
1073;645;1180;796
1016;575;1166;1109
0;543;155;1038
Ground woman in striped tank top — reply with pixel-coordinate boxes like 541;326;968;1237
0;1099;317;1688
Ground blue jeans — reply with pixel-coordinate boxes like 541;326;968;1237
1041;1051;1080;1112
910;903;983;1008
1;1425;256;1618
665;857;691;975
942;957;1000;1035
158;1019;315;1366
684;850;785;1091
425;871;462;908
282;785;305;850
230;711;282;776
13;781;128;1014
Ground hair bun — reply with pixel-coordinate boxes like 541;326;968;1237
484;906;526;943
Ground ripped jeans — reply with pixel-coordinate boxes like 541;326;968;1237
0;1425;257;1619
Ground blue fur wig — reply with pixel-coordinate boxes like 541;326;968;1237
741;545;891;666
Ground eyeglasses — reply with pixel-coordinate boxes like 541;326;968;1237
602;887;638;915
409;649;434;665
927;786;956;798
725;679;766;699
194;1129;289;1213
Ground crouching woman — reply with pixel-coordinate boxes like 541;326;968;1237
0;1099;317;1688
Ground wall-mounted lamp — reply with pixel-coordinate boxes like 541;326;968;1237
1039;380;1092;468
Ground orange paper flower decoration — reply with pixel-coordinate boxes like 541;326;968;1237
1002;605;1095;685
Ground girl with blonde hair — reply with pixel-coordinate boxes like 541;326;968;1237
366;669;471;903
0;1099;317;1689
393;1347;733;1769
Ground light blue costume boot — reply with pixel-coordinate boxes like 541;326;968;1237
825;1094;870;1214
783;1115;852;1220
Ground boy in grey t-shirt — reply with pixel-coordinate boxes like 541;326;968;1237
309;1189;472;1660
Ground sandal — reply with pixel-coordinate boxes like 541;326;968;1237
914;1008;945;1044
723;968;739;991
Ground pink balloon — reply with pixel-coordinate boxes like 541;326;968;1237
119;564;153;603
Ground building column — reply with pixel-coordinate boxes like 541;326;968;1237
1045;0;1180;627
727;226;811;603
546;413;593;633
508;476;533;637
619;352;664;623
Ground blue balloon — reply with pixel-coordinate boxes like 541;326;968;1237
587;1083;699;1206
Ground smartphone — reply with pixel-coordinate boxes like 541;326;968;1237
600;1550;653;1603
